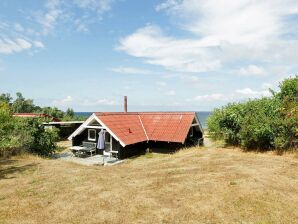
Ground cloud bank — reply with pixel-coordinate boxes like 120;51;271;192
119;0;298;75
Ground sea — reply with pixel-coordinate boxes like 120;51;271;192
75;111;212;129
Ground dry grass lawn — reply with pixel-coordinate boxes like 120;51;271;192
0;142;297;224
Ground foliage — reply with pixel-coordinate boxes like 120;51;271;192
17;118;60;156
0;92;84;121
276;75;298;101
66;108;74;117
207;76;298;151
12;92;38;113
239;98;281;150
274;76;298;149
0;93;12;104
62;108;88;121
41;106;65;119
0;105;59;156
0;91;88;157
0;102;20;150
206;108;223;140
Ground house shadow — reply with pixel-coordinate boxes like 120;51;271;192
148;142;182;154
0;159;38;180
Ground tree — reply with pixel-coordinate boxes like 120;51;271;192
42;107;65;119
12;92;36;113
66;108;74;117
0;93;12;104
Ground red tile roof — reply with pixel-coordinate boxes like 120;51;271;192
13;113;61;122
95;112;197;146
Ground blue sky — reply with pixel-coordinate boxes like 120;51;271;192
0;0;297;112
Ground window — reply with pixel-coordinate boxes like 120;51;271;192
88;129;96;141
189;127;194;137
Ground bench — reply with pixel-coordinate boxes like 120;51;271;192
71;142;96;157
81;142;97;157
109;150;119;158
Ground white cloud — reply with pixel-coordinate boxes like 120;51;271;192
262;83;274;90
74;18;89;32
193;93;226;101
155;0;178;12
181;75;200;83
33;41;45;48
74;0;112;13
14;23;24;32
80;98;116;106
15;39;32;49
0;21;9;29
157;0;297;45
95;98;115;105
0;19;45;55
37;0;62;35
119;0;298;74
165;90;176;96
110;66;153;75
190;85;273;103
118;25;221;73
0;38;32;54
52;96;73;106
53;96;116;107
237;65;266;76
235;88;271;97
36;0;114;35
156;81;167;86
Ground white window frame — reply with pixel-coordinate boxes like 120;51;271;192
190;127;194;137
88;129;96;141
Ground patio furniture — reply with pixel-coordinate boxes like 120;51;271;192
81;142;96;157
70;146;86;157
70;142;97;157
109;150;119;158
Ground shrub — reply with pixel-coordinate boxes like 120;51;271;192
207;103;245;145
207;76;298;151
207;108;223;140
239;98;280;150
0;104;59;157
0;103;21;153
16;118;59;156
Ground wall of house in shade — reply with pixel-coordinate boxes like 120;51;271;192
71;128;147;159
112;140;147;159
184;126;204;146
72;128;99;152
71;126;203;159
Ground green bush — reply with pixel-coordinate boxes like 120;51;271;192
15;118;59;156
0;104;59;157
207;103;245;145
239;98;281;150
207;76;298;151
0;102;21;152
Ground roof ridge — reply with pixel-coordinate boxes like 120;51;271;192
95;112;196;114
138;115;149;141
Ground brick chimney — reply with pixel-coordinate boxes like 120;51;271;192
124;96;127;112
